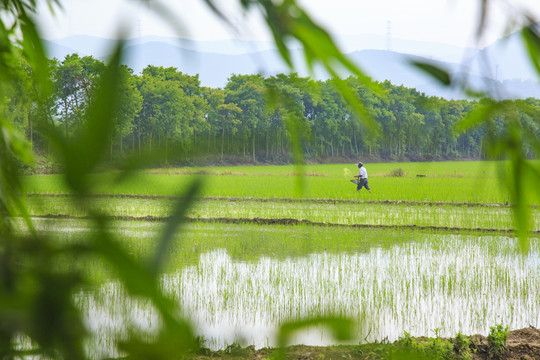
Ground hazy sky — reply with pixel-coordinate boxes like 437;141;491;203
36;0;538;47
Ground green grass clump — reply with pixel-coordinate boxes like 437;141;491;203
397;331;474;360
388;168;406;177
453;332;473;360
487;324;508;359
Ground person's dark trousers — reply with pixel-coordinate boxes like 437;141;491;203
357;178;370;191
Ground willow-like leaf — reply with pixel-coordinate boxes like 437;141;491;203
464;87;489;99
275;316;354;360
410;61;451;86
513;100;540;124
201;0;238;34
519;106;540;154
19;12;50;94
119;324;196;360
454;100;499;133
264;79;307;194
245;0;381;133
522;25;540;77
91;219;196;357
92;221;160;298
510;157;530;251
0;116;35;233
0;21;15;83
0;116;34;166
329;76;380;136
61;40;124;193
262;4;294;68
151;178;202;277
524;160;540;204
476;0;490;39
31;271;87;360
111;147;170;184
132;0;190;42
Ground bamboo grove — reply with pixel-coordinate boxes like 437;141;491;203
5;51;540;165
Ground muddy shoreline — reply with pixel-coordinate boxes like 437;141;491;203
190;327;540;360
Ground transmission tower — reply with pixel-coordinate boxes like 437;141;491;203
386;21;392;51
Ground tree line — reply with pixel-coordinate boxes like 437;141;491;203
4;51;539;165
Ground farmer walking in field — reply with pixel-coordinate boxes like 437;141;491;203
354;162;371;193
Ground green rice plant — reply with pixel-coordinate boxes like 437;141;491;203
21;161;522;204
453;332;473;360
22;195;540;231
487;324;508;359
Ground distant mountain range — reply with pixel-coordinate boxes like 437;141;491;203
42;33;540;100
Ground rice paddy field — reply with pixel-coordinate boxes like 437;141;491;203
17;161;540;358
23;161;519;203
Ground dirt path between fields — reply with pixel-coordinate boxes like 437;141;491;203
32;214;540;235
27;193;525;208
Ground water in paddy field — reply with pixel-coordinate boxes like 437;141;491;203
78;234;540;358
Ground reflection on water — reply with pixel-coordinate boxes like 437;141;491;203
79;235;540;358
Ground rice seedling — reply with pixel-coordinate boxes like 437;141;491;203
23;196;540;231
14;218;540;354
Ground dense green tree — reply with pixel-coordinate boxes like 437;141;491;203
0;49;33;142
217;101;242;160
5;54;537;164
226;74;267;161
137;66;207;162
112;65;142;156
139;69;183;160
265;74;309;160
53;54;104;137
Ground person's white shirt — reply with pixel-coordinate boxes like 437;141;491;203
359;167;368;179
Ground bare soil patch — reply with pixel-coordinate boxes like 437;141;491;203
468;327;540;359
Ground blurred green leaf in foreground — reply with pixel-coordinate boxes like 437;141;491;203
0;0;539;359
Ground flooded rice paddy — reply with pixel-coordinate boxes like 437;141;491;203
24;196;540;231
35;219;538;358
